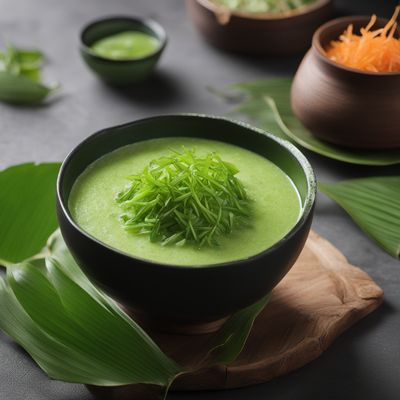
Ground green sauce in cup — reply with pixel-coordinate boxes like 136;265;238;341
91;31;160;60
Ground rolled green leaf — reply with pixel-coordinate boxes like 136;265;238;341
0;71;57;104
319;177;400;258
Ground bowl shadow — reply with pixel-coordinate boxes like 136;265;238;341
100;69;185;107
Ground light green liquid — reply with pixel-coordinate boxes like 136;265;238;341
91;31;159;60
69;138;302;266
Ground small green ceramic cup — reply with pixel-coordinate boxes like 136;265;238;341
80;16;167;86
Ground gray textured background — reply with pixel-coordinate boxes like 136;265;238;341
0;0;399;399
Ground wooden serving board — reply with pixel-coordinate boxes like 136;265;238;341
88;231;383;398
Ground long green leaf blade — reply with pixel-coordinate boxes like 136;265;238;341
0;163;60;264
1;257;181;386
214;78;400;166
47;231;271;370
0;277;110;383
319;177;400;258
0;229;274;394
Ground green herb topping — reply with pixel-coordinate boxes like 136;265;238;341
115;148;251;247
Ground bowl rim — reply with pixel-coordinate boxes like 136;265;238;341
57;114;316;270
80;15;167;64
313;15;400;77
193;0;332;21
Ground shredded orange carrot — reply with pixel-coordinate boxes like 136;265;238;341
325;6;400;72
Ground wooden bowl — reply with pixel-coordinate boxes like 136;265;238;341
56;115;316;334
80;16;167;86
186;0;333;55
291;16;400;149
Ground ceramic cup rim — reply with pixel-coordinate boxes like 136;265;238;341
194;0;332;21
313;15;400;77
57;114;316;270
80;15;167;64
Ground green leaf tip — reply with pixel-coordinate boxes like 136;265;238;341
116;148;252;247
319;177;400;259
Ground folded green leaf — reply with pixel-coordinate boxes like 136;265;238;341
0;230;269;395
0;71;58;104
213;78;400;166
0;43;58;104
319;177;400;258
0;163;60;265
48;230;270;371
0;256;182;387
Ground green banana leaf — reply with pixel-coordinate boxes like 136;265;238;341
212;78;400;166
0;163;60;266
0;254;182;388
319;177;400;258
0;231;269;395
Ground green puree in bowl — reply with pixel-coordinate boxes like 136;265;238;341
91;31;159;60
69;138;301;266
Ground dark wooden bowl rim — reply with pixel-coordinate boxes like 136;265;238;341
313;15;400;77
194;0;331;21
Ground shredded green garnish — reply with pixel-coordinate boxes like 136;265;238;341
115;148;251;247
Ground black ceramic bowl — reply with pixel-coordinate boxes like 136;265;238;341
56;115;316;333
80;16;167;85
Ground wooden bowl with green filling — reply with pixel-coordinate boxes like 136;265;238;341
56;115;316;334
186;0;333;55
80;16;167;85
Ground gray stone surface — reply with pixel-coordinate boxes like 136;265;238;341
0;0;399;399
